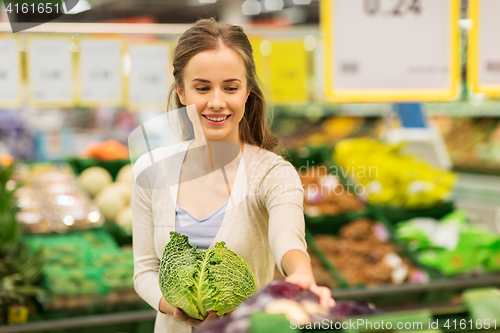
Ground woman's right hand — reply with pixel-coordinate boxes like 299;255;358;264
173;308;218;328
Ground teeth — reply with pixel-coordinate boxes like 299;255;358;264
206;115;228;122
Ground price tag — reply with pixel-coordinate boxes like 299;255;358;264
78;38;124;106
27;37;74;107
128;42;172;109
270;40;308;103
322;0;460;102
249;37;272;92
0;36;21;107
468;0;500;96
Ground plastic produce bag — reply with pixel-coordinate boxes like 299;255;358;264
198;281;378;333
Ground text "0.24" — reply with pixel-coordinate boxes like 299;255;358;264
364;0;422;17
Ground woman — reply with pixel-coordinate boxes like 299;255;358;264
132;18;334;333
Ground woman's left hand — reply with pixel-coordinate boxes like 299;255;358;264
285;272;335;309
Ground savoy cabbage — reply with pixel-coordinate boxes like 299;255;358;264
159;232;258;320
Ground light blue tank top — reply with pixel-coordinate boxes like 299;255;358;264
175;199;228;251
173;144;228;251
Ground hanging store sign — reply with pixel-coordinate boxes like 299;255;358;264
0;37;21;107
27;37;75;107
78;38;124;107
270;40;308;104
127;43;172;109
321;0;461;102
468;0;500;96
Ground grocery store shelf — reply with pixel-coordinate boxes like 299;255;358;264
425;101;500;117
0;22;320;36
0;22;190;34
274;101;500;118
0;309;156;333
330;274;500;300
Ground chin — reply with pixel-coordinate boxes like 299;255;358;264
205;135;228;141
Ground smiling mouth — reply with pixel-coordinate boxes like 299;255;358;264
203;115;230;122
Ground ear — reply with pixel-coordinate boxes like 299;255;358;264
246;88;251;101
175;82;186;105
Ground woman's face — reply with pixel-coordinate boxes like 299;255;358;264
175;47;250;145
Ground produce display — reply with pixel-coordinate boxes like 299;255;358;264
12;163;104;233
313;218;429;286
159;232;257;320
77;164;132;232
396;210;500;276
283;116;383;150
334;138;456;209
299;165;363;216
22;230;134;299
85;140;129;161
273;250;338;289
198;280;378;333
430;116;500;171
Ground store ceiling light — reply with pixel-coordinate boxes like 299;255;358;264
293;0;312;4
87;211;101;223
260;40;271;56
63;0;91;14
199;0;217;3
264;0;284;11
242;0;261;15
304;35;316;51
63;215;75;226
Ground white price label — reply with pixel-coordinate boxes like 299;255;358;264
128;43;172;108
468;0;500;96
78;39;123;106
28;38;74;106
322;0;460;102
0;37;21;106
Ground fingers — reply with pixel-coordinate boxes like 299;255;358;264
173;308;186;321
173;309;219;328
173;308;204;327
310;285;335;308
204;311;218;323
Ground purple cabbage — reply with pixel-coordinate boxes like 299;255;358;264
198;281;379;333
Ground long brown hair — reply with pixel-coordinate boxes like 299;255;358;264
167;18;279;152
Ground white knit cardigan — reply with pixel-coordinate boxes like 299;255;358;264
132;143;308;333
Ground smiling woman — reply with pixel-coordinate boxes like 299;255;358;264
166;18;278;152
132;18;334;333
174;46;250;149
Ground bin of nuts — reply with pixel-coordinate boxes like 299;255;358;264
313;218;430;287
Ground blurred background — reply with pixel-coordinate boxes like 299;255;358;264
1;0;500;332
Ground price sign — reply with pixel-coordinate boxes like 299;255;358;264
321;0;460;102
78;38;124;106
27;37;74;107
270;40;308;103
249;37;273;97
128;42;172;109
0;37;21;107
468;0;500;96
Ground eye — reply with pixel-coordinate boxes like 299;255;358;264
225;86;238;92
195;86;210;92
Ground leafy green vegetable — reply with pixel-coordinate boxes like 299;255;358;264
159;232;257;320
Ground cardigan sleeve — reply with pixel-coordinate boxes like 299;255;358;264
131;180;164;312
259;159;308;276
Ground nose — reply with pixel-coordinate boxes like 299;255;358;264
207;89;226;110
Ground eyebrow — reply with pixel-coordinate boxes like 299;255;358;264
192;78;241;83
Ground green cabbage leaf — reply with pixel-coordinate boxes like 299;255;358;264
159;232;257;320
